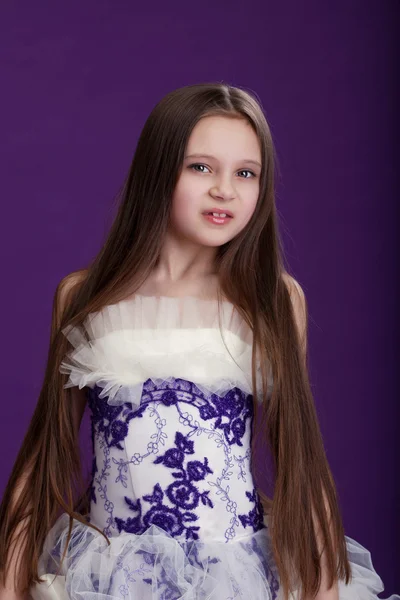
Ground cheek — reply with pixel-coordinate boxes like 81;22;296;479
169;183;197;228
239;190;259;224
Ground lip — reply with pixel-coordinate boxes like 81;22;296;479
202;207;234;218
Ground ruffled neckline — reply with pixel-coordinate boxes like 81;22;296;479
59;293;272;405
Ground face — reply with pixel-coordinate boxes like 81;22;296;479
169;115;262;248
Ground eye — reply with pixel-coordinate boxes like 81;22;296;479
188;164;256;178
189;163;210;173
237;169;256;179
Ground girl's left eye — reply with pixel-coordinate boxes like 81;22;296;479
189;164;256;178
237;169;256;179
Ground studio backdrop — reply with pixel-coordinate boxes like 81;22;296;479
0;1;398;594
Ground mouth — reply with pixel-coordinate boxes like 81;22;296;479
202;208;234;218
202;209;233;226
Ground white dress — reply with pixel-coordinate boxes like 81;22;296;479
30;294;398;600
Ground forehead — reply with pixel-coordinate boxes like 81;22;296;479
186;115;261;160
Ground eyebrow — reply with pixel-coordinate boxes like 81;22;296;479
185;153;262;168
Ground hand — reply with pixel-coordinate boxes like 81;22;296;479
313;584;339;600
0;590;30;600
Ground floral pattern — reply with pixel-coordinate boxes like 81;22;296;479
86;378;265;541
114;431;214;541
238;488;265;532
37;374;282;600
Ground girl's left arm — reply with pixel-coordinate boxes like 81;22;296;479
284;274;339;600
309;493;339;600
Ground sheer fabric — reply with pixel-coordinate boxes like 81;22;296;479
30;294;398;599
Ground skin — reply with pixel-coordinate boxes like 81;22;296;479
142;114;262;296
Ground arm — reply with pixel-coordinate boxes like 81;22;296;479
0;473;33;600
0;272;87;599
282;272;308;362
283;273;339;600
310;493;339;600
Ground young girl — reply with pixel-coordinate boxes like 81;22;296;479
0;83;397;600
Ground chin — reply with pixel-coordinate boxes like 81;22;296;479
192;233;234;248
170;223;236;247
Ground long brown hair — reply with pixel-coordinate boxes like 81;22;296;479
0;82;351;598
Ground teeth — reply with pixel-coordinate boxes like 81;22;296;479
212;212;227;217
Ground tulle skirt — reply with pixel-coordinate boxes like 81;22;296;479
30;513;398;600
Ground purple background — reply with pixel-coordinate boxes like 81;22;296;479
1;1;398;593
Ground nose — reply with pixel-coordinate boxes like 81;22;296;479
209;175;236;201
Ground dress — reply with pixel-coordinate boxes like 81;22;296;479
30;294;398;600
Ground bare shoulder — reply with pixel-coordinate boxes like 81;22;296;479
55;270;88;311
281;272;307;354
54;270;89;424
53;269;88;330
281;272;305;301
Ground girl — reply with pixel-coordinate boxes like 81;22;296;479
0;83;397;600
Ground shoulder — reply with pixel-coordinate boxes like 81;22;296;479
53;269;88;328
281;272;307;353
281;272;305;303
55;269;87;306
54;271;89;423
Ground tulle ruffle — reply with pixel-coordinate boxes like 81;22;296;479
30;513;398;600
32;513;280;600
59;294;273;406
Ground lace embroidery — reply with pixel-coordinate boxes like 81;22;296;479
86;379;265;541
238;488;265;533
114;431;214;541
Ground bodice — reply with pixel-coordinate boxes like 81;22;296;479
60;294;274;544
